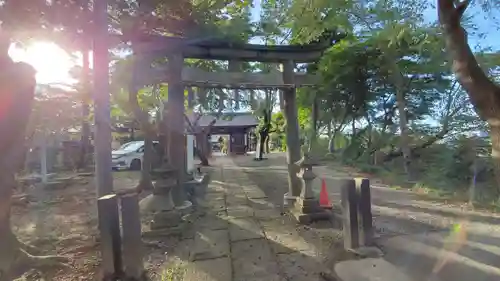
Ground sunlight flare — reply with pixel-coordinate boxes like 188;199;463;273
8;42;76;85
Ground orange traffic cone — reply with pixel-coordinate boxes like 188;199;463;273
319;178;332;209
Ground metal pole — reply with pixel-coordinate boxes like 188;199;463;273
93;0;113;197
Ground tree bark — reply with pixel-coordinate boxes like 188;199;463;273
395;85;414;180
129;50;155;192
308;94;319;154
139;135;154;191
0;52;68;279
229;60;241;110
195;133;210;166
187;87;195;109
78;49;91;170
249;90;255;110
438;0;500;197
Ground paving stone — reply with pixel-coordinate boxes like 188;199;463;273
191;229;230;261
197;214;229;230
243;187;267;199
226;194;249;207
229;218;264;241
260;220;315;254
184;257;232;281
335;258;412;281
248;198;275;209
254;208;283;221
232;238;284;281
204;198;226;212
205;192;225;201
227;205;254;218
206;183;227;194
277;252;331;281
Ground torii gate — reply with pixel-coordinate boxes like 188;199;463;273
128;33;335;210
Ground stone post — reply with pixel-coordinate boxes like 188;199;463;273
292;153;330;224
97;194;123;280
282;60;301;204
356;178;373;246
167;53;192;211
186;134;195;174
120;194;144;279
340;179;359;250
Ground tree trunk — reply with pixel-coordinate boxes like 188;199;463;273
327;121;334;153
438;0;500;197
195;133;210;166
250;90;256;110
78;49;91;170
228;60;241;110
257;131;267;160
187;87;195;109
139;134;153;191
308;95;319;154
0;54;68;279
395;86;414;180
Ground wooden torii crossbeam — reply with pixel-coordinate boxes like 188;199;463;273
125;34;332;63
135;65;320;89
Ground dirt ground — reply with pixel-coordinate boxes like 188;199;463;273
11;171;186;281
11;157;350;281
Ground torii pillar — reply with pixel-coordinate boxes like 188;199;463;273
167;54;192;211
282;60;302;204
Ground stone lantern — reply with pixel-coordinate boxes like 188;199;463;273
139;167;181;230
292;153;330;224
296;153;317;199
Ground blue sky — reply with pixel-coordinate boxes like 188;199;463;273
250;0;500;51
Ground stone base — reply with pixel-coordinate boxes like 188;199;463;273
143;222;187;237
291;209;332;224
139;193;175;213
295;197;323;213
253;157;268;161
283;193;297;207
291;197;331;224
150;210;182;230
347;246;384;258
185;174;211;206
175;200;194;216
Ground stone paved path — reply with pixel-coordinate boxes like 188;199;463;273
231;153;500;281
182;156;343;281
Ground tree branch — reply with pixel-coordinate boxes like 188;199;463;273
438;0;500;120
383;128;451;161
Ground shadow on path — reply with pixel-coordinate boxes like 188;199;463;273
230;154;500;281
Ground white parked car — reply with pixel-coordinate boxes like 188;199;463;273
111;141;158;170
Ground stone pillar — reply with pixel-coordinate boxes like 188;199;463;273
282;60;301;202
340;179;359;250
120;194;144;279
167;54;191;210
356;178;373;246
186;134;195;173
97;194;123;279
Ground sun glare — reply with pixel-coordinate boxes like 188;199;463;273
8;42;76;85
